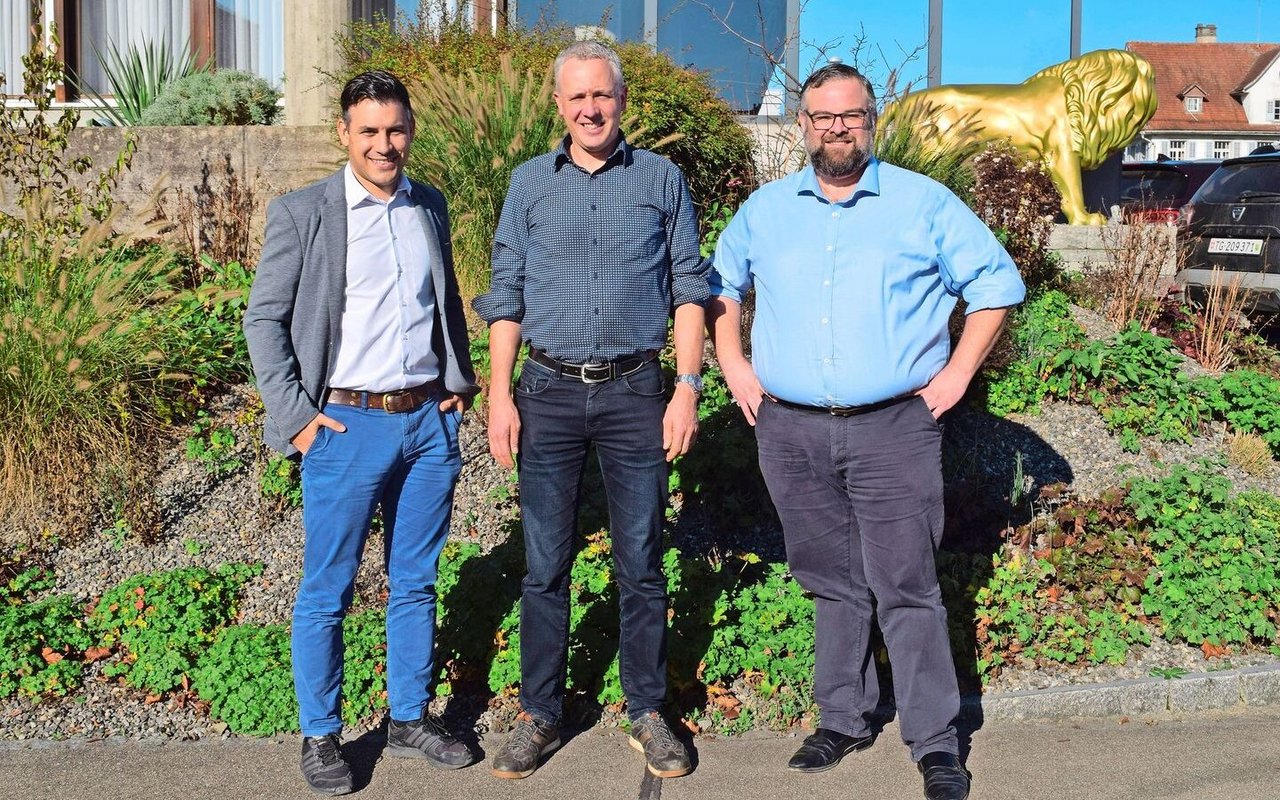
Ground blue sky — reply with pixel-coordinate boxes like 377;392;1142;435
802;0;1279;90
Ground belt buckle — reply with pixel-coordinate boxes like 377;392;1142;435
579;361;612;384
382;389;409;413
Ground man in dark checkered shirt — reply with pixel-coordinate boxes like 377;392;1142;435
473;40;709;782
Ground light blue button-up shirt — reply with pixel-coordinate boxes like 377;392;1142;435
710;159;1025;407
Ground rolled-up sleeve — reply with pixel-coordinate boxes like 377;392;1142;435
666;167;711;308
708;198;754;304
472;169;528;324
932;191;1026;313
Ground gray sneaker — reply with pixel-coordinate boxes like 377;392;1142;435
628;712;692;778
490;711;561;779
300;734;354;796
387;711;476;768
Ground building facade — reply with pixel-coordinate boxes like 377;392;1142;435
1126;24;1280;161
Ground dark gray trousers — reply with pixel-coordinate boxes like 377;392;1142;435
755;396;959;760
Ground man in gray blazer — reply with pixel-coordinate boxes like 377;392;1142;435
244;70;479;796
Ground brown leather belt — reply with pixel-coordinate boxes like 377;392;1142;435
768;393;915;417
527;348;657;383
325;379;442;413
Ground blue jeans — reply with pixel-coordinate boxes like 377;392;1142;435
514;358;669;725
293;397;461;736
755;396;958;761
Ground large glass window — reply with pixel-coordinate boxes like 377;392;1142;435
1168;140;1186;159
214;0;284;87
77;0;193;95
1;2;32;95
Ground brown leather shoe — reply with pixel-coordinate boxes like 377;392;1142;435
628;712;692;778
490;712;560;779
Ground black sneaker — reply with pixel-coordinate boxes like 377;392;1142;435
490;711;561;779
628;711;692;778
386;711;477;768
300;734;354;796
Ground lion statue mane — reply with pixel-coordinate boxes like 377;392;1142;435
882;49;1157;225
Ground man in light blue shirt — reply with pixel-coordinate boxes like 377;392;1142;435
708;63;1024;800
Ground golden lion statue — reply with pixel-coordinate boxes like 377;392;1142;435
883;49;1157;225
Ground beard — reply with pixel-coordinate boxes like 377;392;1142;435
807;134;871;179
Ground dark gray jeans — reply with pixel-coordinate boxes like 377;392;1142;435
755;396;959;761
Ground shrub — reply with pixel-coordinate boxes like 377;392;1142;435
77;37;205;126
406;54;561;304
1085;220;1177;331
967;140;1061;290
0;230;183;536
88;563;261;694
1131;467;1280;647
164;255;255;388
0;14;136;244
875;98;981;198
140;70;280;126
192;623;298;735
0;568;95;698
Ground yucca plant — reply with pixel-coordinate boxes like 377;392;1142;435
76;37;204;126
0;196;181;539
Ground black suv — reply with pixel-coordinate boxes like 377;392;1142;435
1177;153;1280;314
1119;159;1220;224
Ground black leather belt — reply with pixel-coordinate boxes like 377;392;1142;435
527;348;657;383
326;379;442;413
768;393;915;417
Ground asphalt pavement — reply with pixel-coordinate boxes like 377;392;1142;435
3;702;1279;800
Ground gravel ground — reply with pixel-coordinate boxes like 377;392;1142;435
3;315;1278;741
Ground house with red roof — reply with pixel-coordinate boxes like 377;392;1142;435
1126;24;1280;161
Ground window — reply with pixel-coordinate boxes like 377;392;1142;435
2;3;32;96
1214;140;1230;159
1185;96;1202;113
1271;100;1280;122
1168;140;1186;159
8;1;295;99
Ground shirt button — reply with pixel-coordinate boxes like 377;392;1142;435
831;211;839;218
592;238;598;245
590;204;597;211
821;318;829;324
823;279;831;286
825;245;833;251
593;308;600;314
823;358;831;364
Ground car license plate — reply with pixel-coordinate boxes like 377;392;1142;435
1207;237;1264;255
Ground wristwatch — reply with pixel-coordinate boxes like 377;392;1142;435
675;373;704;395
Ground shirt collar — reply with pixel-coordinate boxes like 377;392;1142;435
343;162;411;209
553;134;633;171
796;157;882;206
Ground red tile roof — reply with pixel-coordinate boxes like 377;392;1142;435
1126;41;1280;133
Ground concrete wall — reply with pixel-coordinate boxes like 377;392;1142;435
1049;223;1179;276
1;126;340;237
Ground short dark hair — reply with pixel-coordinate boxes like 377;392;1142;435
799;63;877;111
340;70;412;121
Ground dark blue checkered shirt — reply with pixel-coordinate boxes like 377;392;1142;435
472;136;710;362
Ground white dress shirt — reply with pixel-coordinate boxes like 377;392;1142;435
328;165;439;392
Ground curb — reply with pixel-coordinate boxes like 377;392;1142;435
961;662;1280;721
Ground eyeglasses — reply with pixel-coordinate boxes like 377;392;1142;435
803;110;872;130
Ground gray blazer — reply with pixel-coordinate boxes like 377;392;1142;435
244;168;478;456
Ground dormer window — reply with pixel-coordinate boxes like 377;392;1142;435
1185;96;1203;113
